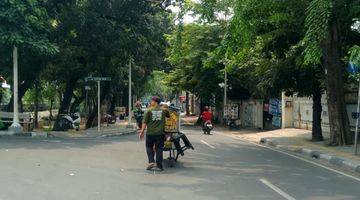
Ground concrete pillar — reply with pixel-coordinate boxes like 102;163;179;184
9;46;22;134
127;58;133;128
281;91;293;129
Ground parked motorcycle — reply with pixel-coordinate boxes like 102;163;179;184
202;121;213;135
58;112;81;131
104;114;116;125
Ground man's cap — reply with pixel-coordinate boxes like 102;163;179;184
151;96;161;104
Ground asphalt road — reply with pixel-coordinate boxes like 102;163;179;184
0;127;359;200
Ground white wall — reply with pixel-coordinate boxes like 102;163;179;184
230;99;263;129
291;94;357;132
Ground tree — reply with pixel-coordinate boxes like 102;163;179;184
0;0;57;114
303;0;360;145
44;0;171;129
143;70;173;100
189;0;329;140
166;23;224;112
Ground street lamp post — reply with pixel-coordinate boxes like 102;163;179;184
223;56;228;124
9;46;22;134
224;69;227;111
128;58;133;128
97;80;101;132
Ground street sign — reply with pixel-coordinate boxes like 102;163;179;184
84;77;111;132
85;77;111;82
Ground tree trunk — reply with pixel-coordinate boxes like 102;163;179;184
6;79;33;112
49;100;53;121
185;91;190;115
70;93;84;113
53;78;77;131
323;22;352;145
109;93;117;115
0;91;3;105
312;83;323;141
34;81;39;129
196;99;205;124
191;94;194;114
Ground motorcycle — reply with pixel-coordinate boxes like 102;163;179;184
58;112;81;131
104;114;116;125
202;120;213;135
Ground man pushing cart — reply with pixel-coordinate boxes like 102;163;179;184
163;104;194;167
139;96;194;171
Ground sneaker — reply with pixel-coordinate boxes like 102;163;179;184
146;163;156;170
156;164;164;171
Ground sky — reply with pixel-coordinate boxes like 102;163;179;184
166;0;201;24
166;0;232;24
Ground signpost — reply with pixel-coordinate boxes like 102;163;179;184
347;62;360;155
128;58;132;128
355;81;360;155
85;77;111;132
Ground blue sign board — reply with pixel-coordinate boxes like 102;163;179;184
269;98;281;116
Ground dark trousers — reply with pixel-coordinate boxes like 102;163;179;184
135;117;143;129
146;135;165;167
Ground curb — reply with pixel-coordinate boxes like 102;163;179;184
97;130;137;138
0;131;49;138
259;138;360;174
0;130;136;139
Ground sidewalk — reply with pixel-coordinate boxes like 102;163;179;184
181;115;198;126
49;124;136;138
0;122;137;138
218;127;360;174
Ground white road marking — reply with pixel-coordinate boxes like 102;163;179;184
259;178;296;200
200;140;216;149
217;132;360;182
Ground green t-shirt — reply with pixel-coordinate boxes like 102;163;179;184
143;106;170;135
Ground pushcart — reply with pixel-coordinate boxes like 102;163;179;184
163;106;194;167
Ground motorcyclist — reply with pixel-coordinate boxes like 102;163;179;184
201;106;213;134
201;106;212;123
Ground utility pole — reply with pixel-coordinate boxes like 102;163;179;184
128;58;132;128
223;13;229;123
224;69;227;107
9;46;22;134
97;80;101;132
223;59;228;123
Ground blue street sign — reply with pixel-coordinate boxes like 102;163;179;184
347;62;360;74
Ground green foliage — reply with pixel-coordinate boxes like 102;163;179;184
0;0;172;127
166;23;224;103
350;45;360;67
303;0;332;65
143;70;173;100
218;0;314;98
0;0;58;54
